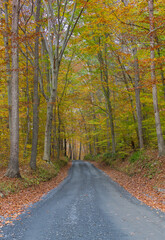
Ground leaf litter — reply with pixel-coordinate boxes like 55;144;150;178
92;160;165;213
0;162;72;230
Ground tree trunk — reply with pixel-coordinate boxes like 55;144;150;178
43;53;58;161
23;46;30;158
156;37;165;101
106;97;115;153
30;0;41;170
57;104;61;159
148;0;165;155
116;55;138;133
132;47;144;149
64;138;67;157
69;142;72;160
79;142;82;160
5;0;21;178
98;46;116;153
52;104;57;159
43;94;55;161
106;106;111;152
3;0;12;137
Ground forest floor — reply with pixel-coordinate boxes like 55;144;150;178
0;162;72;228
92;149;165;213
0;150;164;230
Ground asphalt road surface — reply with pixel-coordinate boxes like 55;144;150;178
1;161;165;240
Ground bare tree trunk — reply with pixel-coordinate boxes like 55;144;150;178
156;37;165;100
132;47;144;149
3;0;12;136
72;138;74;160
57;104;61;159
52;104;57;159
98;44;116;153
106;106;111;152
69;142;72;160
30;0;41;170
5;0;21;178
43;94;55;161
116;55;137;127
79;142;82;160
23;46;30;158
106;98;115;153
148;0;165;155
64;138;67;157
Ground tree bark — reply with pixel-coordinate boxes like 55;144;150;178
23;46;30;158
57;104;61;159
69;142;72;160
132;47;144;149
3;0;12;137
30;0;41;170
79;142;82;160
43;94;55;161
98;44;116;153
5;0;21;178
155;37;165;101
64;138;67;157
148;0;165;155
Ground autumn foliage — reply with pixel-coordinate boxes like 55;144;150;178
0;0;164;212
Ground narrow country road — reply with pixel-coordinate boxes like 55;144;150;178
2;161;165;240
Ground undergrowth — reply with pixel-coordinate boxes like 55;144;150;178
84;149;163;180
0;157;69;196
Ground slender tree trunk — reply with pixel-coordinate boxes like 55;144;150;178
93;115;98;155
93;136;96;156
148;0;165;155
104;45;116;153
3;0;12;136
106;97;115;153
5;0;21;178
30;0;41;170
89;142;92;155
79;142;81;160
106;106;111;152
117;55;137;123
57;104;61;159
64;138;67;157
69;142;72;160
98;46;116;153
43;94;55;161
156;37;165;100
23;46;30;158
43;60;58;161
52;104;57;159
72;138;74;160
132;47;144;149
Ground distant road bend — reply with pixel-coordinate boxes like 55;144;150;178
2;161;165;240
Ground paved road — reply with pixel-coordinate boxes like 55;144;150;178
2;161;165;240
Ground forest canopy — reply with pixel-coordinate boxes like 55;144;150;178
0;0;165;177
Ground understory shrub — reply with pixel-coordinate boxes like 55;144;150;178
129;150;144;163
84;154;94;161
102;152;117;166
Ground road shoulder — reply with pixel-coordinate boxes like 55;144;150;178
91;161;165;213
0;162;72;228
